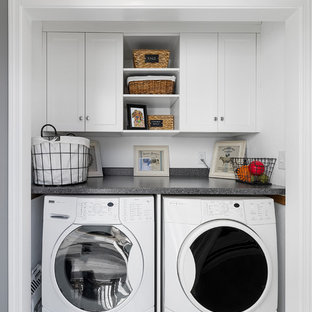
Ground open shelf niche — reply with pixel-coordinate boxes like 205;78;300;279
123;34;180;131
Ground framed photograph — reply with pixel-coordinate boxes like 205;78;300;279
210;140;247;179
127;104;148;130
88;140;103;177
134;145;169;176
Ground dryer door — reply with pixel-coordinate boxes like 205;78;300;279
53;225;143;312
178;220;271;312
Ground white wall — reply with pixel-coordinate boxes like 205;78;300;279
31;22;46;137
92;136;223;168
284;9;305;312
239;22;286;186
0;0;8;309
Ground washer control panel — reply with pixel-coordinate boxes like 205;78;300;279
244;199;275;225
75;199;119;224
120;198;154;223
202;200;245;222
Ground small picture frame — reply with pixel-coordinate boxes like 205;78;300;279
127;104;148;130
210;140;247;179
134;145;169;176
88;140;103;177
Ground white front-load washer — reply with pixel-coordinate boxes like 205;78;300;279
163;196;278;312
42;195;154;312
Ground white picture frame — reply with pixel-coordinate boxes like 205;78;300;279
88;140;103;177
134;145;169;177
210;140;247;179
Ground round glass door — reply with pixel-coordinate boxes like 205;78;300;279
54;226;134;312
179;225;269;312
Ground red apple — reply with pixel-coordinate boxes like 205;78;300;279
249;161;265;176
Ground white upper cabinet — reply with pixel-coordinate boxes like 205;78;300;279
47;33;85;131
180;32;257;132
86;33;123;131
46;32;123;132
46;31;257;134
180;33;218;131
218;33;256;132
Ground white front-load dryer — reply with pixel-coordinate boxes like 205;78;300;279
163;196;278;312
42;195;154;312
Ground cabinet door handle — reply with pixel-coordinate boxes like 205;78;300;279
50;213;70;219
86;116;90;121
214;117;218;121
220;117;224;121
79;116;83;121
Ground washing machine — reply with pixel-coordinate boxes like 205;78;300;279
42;195;154;312
163;196;278;312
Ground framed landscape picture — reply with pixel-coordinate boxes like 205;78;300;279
210;140;247;179
134;145;169;176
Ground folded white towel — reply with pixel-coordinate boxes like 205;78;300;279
127;75;176;85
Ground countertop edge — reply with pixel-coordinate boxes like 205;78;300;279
31;187;286;196
31;175;285;196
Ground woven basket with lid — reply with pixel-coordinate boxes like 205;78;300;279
133;49;170;68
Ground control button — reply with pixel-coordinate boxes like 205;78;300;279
234;203;240;208
107;202;114;207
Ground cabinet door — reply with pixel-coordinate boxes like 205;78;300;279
180;33;218;131
218;34;256;132
47;33;85;131
86;33;123;131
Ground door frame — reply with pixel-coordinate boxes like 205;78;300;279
8;3;312;312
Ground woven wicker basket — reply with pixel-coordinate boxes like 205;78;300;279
129;80;174;94
133;49;170;68
148;115;174;130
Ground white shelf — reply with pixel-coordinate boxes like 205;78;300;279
59;130;259;137
122;130;180;136
124;68;179;76
123;94;179;107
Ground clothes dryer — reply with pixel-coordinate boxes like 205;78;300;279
42;195;154;312
163;196;278;312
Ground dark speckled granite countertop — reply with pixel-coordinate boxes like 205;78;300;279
31;175;285;196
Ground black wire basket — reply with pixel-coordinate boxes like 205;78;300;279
230;157;277;185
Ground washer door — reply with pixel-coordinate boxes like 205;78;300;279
53;225;143;312
178;220;271;312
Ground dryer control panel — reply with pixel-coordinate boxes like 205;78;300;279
244;199;275;225
202;200;245;222
201;198;275;225
75;199;120;224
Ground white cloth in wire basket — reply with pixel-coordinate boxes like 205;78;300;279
31;136;90;186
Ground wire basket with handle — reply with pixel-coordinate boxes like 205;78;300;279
31;124;90;186
230;157;277;185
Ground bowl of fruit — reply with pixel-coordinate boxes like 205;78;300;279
230;158;277;185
